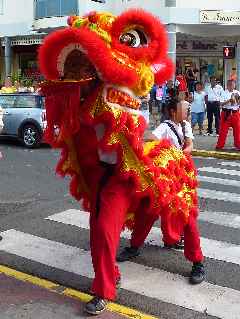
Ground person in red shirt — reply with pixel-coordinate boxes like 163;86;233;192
176;68;188;94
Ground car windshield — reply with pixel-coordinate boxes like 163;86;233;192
15;95;36;108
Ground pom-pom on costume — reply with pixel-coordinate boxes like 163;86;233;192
38;9;203;303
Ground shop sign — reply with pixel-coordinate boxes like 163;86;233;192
200;10;240;25
177;40;221;52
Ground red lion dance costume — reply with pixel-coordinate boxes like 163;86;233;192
39;9;204;315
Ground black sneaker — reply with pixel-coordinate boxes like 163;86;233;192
117;246;140;262
190;262;205;284
84;296;107;315
164;237;184;250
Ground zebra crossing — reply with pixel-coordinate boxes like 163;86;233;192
0;158;240;319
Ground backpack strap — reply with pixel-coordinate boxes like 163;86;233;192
164;121;183;147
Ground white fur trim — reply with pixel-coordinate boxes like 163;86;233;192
57;43;87;77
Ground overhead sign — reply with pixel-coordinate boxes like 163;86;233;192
200;10;240;25
223;46;235;59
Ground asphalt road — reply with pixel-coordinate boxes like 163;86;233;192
0;140;240;319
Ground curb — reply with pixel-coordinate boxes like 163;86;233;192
192;149;240;160
0;265;159;319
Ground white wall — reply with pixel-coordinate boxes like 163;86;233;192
79;0;165;15
0;0;33;23
0;0;34;36
177;0;240;10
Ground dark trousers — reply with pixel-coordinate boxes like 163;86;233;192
207;101;220;134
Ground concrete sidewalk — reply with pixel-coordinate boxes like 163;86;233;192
192;129;240;159
0;265;156;319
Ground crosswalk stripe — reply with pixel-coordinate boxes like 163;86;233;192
198;188;240;203
198;175;240;187
0;229;239;319
218;161;240;168
199;211;240;229
198;167;240;177
46;210;240;265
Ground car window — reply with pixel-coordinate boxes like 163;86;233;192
15;96;37;108
0;95;16;109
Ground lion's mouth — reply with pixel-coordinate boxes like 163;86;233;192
63;49;101;101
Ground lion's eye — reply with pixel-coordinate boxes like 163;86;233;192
119;29;148;48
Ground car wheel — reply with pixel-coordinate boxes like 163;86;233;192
22;124;41;148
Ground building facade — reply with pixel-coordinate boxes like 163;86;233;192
1;0;240;87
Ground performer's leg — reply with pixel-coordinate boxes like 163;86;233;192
216;112;230;149
232;112;240;149
183;215;203;263
117;200;157;262
183;214;205;284
131;203;157;248
89;181;131;301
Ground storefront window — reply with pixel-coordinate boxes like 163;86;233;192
19;53;42;81
35;0;78;19
176;56;224;86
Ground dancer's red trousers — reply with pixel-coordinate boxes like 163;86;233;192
216;110;240;149
90;179;132;300
130;208;203;263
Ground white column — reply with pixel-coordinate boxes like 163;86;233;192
167;24;176;79
4;37;12;77
236;42;240;90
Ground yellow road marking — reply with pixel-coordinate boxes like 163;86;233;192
192;149;240;160
0;264;160;319
0;265;58;289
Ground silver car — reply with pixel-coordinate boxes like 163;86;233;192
0;93;46;148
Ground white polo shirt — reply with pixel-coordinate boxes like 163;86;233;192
205;84;223;102
220;89;240;111
152;120;194;149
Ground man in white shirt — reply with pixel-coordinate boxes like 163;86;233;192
216;79;240;150
205;76;224;136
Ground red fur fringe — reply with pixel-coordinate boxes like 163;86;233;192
38;28;138;88
153;57;175;85
111;9;168;63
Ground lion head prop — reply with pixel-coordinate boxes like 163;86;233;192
39;9;198;239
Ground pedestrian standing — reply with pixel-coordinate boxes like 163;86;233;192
216;80;240;151
155;85;164;113
185;66;196;93
149;84;157;114
139;94;150;125
205;76;224;136
161;80;177;122
175;68;188;96
190;82;206;135
118;98;205;285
